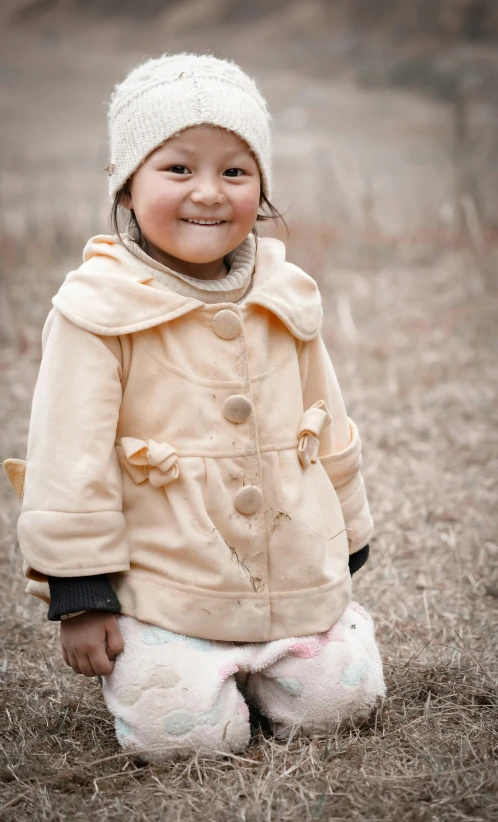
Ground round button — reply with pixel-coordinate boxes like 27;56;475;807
223;395;253;424
212;310;242;340
234;485;263;516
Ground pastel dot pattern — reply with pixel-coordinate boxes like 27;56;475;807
101;603;386;761
142;625;212;652
117;665;181;706
115;716;132;740
276;677;304;697
342;658;372;686
163;691;227;736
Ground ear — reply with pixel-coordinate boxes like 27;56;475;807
120;191;132;211
119;185;133;211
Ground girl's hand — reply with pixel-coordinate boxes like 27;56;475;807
60;611;124;677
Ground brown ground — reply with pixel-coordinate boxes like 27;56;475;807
1;3;497;820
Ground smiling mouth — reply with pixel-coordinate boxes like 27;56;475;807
181;218;226;225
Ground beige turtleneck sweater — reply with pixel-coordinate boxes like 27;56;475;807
122;233;257;304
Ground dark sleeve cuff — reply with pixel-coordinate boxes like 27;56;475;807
47;574;121;621
349;544;369;576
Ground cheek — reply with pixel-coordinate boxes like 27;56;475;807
133;180;179;226
231;186;261;222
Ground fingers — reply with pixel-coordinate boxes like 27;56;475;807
65;647;113;677
68;651;81;675
78;654;96;678
91;645;115;677
61;644;70;668
105;618;125;661
68;652;93;677
59;613;122;678
74;653;112;678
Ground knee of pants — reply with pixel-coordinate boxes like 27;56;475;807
247;606;386;735
101;615;251;760
103;676;251;762
248;665;385;738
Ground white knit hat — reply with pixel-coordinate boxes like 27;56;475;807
106;52;272;201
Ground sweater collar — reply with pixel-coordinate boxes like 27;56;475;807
122;233;256;305
52;234;322;341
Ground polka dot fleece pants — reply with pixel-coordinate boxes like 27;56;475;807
101;602;386;761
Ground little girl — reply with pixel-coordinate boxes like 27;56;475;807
4;53;385;760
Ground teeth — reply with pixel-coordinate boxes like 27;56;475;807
184;219;224;225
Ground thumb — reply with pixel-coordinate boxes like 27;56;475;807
105;617;125;661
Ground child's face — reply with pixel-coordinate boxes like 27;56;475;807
123;125;261;271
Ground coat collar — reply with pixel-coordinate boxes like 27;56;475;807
52;234;322;341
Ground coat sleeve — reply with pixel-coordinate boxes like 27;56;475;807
17;307;130;579
299;333;374;555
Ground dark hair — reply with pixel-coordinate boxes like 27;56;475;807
110;181;288;260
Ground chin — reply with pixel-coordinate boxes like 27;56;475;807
174;244;234;263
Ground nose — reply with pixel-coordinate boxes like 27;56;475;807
190;175;225;206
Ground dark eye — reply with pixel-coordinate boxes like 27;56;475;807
224;168;245;177
166;166;190;174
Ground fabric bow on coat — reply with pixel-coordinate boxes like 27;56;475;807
117;437;180;487
297;400;332;468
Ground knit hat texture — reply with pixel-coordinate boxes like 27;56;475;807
106;52;272;201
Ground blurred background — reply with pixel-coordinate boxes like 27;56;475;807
2;1;498;259
1;1;498;354
0;5;497;818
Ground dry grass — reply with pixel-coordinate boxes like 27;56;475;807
0;660;496;821
1;222;497;821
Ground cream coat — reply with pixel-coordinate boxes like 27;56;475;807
10;235;373;641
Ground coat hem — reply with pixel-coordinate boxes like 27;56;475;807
109;569;352;642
